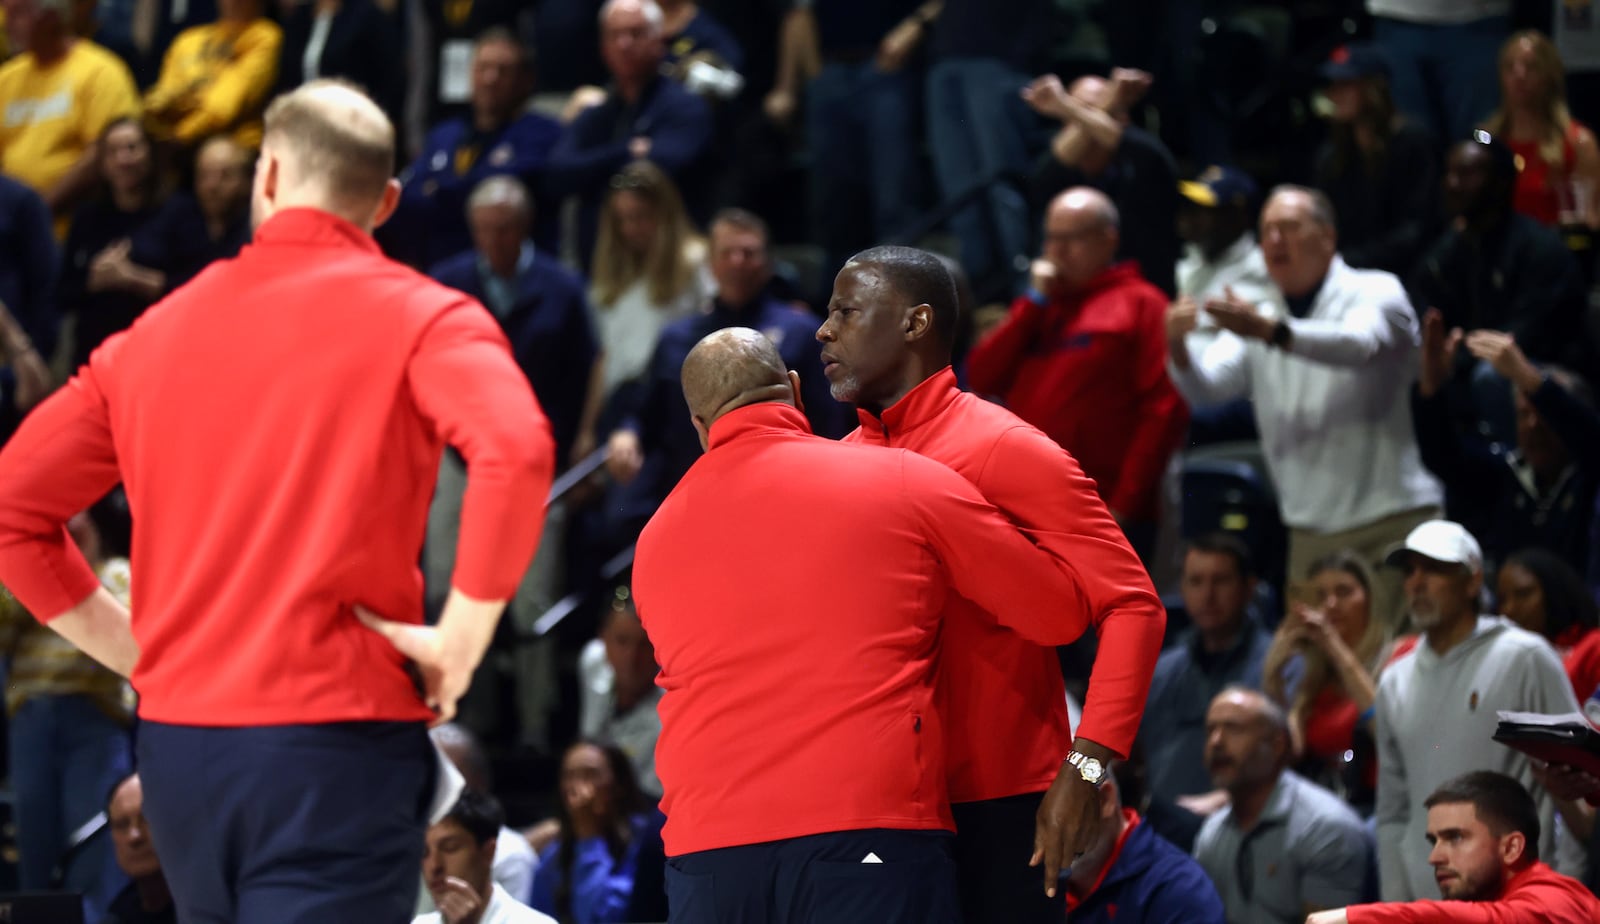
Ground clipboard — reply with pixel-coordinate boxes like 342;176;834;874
1492;710;1600;777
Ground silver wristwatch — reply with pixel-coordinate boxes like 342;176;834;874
1065;750;1109;788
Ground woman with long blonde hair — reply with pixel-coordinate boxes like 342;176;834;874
1481;30;1600;228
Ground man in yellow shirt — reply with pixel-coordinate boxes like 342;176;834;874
143;0;281;149
0;0;141;226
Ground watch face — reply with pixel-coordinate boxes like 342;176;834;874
1082;758;1103;780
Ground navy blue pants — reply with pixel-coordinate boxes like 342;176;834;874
665;828;960;924
952;792;1066;924
137;721;434;924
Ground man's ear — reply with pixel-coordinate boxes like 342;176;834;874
691;415;710;451
1499;830;1528;867
788;369;804;414
370;177;403;230
905;303;933;343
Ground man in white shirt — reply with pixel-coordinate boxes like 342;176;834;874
430;724;539;901
1165;184;1442;627
415;791;556;924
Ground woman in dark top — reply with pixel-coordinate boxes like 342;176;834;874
1313;44;1439;277
275;0;405;125
58;117;167;368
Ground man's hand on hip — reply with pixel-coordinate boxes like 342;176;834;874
357;589;506;726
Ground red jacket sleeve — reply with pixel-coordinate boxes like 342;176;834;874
975;424;1165;757
1106;292;1189;520
407;303;556;601
965;294;1046;399
1345;885;1598;923
0;361;123;620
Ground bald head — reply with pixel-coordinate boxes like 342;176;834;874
681;328;795;433
1048;187;1119;230
256;79;396;229
1040;186;1121;291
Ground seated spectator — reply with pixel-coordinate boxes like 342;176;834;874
142;0;281;150
1496;548;1600;701
103;772;176;924
431;176;598;465
1413;316;1598;583
98;133;251;298
1023;70;1180;296
386;28;561;270
275;0;404;126
966;187;1187;556
1065;764;1225;923
0;171;58;370
529;740;659;924
658;0;742;83
0;298;52;440
582;161;710;440
1196;687;1373;923
1167;185;1444;630
546;0;713;269
431;723;540;904
1264;552;1416;813
1138;533;1273;851
1309;771;1600;924
1375;520;1582;901
1312;43;1439;277
0;0;140;226
1481;30;1600;229
417;790;556;924
577;587;662;798
58;116;166;367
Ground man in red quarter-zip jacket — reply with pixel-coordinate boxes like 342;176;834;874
816;244;1165;923
631;326;1102;924
0;80;554;924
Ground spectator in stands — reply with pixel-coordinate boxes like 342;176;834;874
416;790;556;924
0;0;140;225
1139;533;1273;851
388;28;562;270
577;587;662;798
1408;135;1589;376
142;0;279;149
1064;765;1225;923
1166;185;1443;630
1023;69;1180;296
430;724;539;905
582;161;710;440
1496;548;1600;701
1195;687;1372;923
658;0;742;77
275;0;404;125
966;187;1187;556
761;0;925;284
1481;30;1600;229
0;171;59;367
2;505;132;909
1312;43;1439;277
601;208;839;539
97;133;250;298
1263;551;1415;813
529;740;658;924
58;116;165;367
103;773;176;924
0;298;52;440
1309;771;1600;924
1375;519;1582;901
546;0;713;269
1365;0;1506;142
417;0;524;127
1412;313;1598;585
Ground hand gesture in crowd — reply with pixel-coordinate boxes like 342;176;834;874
433;876;484;924
1165;296;1200;343
1107;67;1153;117
1029;258;1059;298
876;17;921;72
605;430;644;484
1285;603;1343;657
88;240;142;294
1464;329;1542;393
1203;287;1273;342
1418;308;1463;398
1021;74;1074;122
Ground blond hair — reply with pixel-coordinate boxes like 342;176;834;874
262;79;394;210
1264;551;1390;725
591;161;703;308
1482;30;1575;171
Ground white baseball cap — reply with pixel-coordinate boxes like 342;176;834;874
1383;520;1483;572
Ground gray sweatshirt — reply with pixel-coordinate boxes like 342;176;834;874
1375;616;1581;900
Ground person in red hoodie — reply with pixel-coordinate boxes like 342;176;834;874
633;326;1109;924
815;244;1165;922
965;186;1188;557
1305;770;1600;924
0;80;555;923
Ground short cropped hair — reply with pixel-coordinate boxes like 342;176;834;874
1185;532;1256;581
710;207;770;248
466;175;532;222
1425;770;1541;860
262;79;394;208
1266;184;1337;229
846;245;961;347
443;788;505;846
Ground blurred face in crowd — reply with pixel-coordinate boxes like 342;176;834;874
1180;549;1253;641
1515;387;1568;480
1259;190;1336;299
101;121;153;197
422;818;495;907
1176;201;1249;261
1324;79;1364;123
1309;566;1371;648
109;775;161;879
1401;554;1480;632
709;220;770;308
1041;192;1119;293
561;742;618;820
1496;562;1547;637
471;38;525;126
1442;142;1504;222
603;604;658;708
195;137;251;224
469;201;528;279
1427;801;1521;901
611;190;658;255
1204;689;1286;794
1500;35;1553;111
216;0;257;21
601;0;664;86
816;261;914;408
